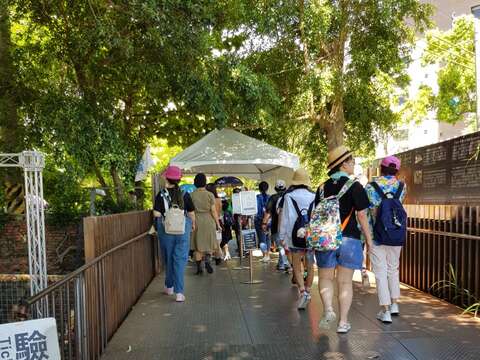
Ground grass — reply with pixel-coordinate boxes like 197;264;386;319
430;263;480;318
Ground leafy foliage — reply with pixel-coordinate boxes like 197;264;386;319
422;15;476;126
1;0;434;214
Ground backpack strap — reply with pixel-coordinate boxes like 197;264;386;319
341;208;354;231
291;197;302;218
337;178;356;199
394;182;405;200
370;182;387;200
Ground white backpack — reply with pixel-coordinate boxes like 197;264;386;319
161;189;185;235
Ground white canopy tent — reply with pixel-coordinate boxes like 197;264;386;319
169;128;300;184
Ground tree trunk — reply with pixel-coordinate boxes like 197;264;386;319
110;166;125;204
0;4;24;213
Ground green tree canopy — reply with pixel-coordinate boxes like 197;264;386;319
422;15;476;126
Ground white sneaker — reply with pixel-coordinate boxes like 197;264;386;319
163;287;174;296
390;303;400;316
319;310;336;329
175;293;185;302
336;322;351;333
297;292;311;310
223;250;231;261
260;256;271;263
377;310;392;323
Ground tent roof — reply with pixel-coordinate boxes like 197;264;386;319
169;128;300;179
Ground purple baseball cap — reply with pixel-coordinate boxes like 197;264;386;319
381;155;401;170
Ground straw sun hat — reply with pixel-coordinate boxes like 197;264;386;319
327;145;353;170
290;168;311;187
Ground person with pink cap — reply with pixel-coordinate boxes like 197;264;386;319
153;165;196;302
365;155;407;323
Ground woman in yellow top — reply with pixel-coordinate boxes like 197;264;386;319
191;173;221;274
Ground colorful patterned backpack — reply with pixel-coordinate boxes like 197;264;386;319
306;178;356;251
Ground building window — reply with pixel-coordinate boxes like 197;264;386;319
424;129;428;134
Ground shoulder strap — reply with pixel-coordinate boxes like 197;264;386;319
341;208;354;231
371;182;387;200
337;178;356;199
394;182;405;200
314;183;325;206
290;197;302;217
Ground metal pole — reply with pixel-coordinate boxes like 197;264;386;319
472;5;480;130
232;217;249;270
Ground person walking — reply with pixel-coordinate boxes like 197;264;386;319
365;156;407;323
314;146;373;333
278;168;315;310
255;181;271;262
220;200;233;260
262;179;290;271
191;173;221;275
153;166;196;302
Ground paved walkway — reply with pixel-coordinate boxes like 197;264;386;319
102;255;480;360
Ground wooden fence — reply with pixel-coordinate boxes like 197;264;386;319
402;205;480;307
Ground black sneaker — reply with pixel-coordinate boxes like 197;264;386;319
205;262;214;274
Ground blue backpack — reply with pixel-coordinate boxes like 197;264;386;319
291;198;312;248
371;182;407;246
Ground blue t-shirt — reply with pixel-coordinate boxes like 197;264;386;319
256;193;270;220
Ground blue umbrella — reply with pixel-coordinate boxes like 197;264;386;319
214;176;243;187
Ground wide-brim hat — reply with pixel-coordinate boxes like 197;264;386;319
327;145;352;170
290;168;311;187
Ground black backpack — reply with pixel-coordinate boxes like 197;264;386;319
291;198;311;248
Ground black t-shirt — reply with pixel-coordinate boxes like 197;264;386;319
315;177;370;240
266;191;284;234
154;188;195;215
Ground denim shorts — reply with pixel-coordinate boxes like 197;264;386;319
314;237;363;270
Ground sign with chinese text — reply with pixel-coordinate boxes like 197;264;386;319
239;191;257;216
232;193;241;214
0;318;61;360
368;131;480;205
241;229;257;251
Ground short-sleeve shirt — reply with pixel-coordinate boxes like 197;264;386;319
154;188;195;215
365;176;407;208
315;177;370;240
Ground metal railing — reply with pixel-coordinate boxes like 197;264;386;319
26;215;156;359
401;205;480;307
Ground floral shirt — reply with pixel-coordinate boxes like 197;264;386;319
365;176;407;208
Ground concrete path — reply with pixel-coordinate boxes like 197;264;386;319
102;256;480;360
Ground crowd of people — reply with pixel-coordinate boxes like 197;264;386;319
153;144;407;334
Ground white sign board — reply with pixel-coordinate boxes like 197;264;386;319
0;318;61;360
232;193;242;214
239;191;257;216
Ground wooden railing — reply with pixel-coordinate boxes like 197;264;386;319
27;211;156;359
402;205;480;307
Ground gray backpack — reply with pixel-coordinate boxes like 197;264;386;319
161;189;185;235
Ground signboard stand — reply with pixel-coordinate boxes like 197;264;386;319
241;249;263;285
